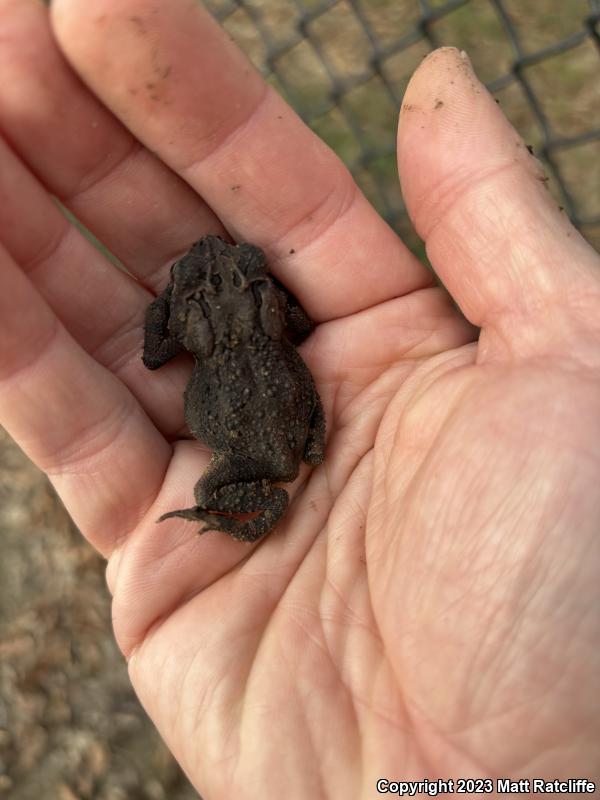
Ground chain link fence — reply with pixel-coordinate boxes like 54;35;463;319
205;0;600;255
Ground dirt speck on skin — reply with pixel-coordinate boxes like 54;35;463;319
434;99;444;110
144;43;173;103
129;15;147;34
0;429;198;799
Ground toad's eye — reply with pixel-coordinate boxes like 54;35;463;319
210;273;222;288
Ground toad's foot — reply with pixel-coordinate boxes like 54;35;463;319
157;483;289;543
157;506;248;537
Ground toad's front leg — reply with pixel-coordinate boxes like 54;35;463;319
158;454;290;542
142;283;184;370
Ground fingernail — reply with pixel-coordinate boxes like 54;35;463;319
460;50;474;70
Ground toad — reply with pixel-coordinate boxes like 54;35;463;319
142;236;325;542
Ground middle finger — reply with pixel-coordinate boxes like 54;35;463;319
51;0;433;321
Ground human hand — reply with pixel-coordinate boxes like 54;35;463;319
0;1;598;796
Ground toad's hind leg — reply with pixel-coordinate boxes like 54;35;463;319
197;480;289;542
158;454;289;543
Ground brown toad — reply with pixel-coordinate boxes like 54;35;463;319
142;236;325;542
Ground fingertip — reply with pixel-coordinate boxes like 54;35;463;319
398;47;546;239
50;0;87;52
50;0;123;98
395;46;600;342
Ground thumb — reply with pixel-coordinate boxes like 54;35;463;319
398;48;600;360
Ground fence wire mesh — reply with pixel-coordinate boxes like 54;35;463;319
204;0;600;255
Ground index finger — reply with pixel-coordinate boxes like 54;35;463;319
51;0;432;320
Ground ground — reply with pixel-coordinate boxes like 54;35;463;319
0;429;197;799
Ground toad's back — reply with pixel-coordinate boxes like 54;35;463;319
184;330;318;478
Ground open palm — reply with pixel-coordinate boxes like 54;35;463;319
1;1;598;796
